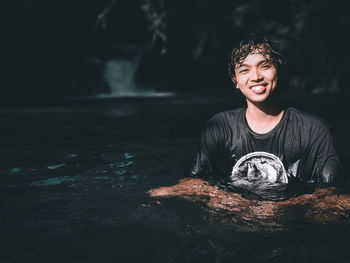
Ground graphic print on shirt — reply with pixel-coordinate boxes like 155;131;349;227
231;152;288;184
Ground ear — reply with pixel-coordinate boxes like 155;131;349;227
231;75;238;89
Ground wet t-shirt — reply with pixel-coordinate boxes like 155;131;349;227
187;107;341;185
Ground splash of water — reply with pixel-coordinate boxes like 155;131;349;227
149;178;350;230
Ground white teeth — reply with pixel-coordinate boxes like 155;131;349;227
251;86;263;91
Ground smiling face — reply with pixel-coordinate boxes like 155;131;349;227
232;50;278;106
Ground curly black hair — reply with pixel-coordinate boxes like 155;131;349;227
228;33;285;79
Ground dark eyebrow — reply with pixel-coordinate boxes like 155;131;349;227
235;63;250;69
257;59;272;66
236;59;272;69
236;64;248;69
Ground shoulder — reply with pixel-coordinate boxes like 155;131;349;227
199;108;244;141
286;107;330;131
207;108;245;126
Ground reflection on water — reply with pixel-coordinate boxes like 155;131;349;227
1;95;350;262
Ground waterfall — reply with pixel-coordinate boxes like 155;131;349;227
72;44;173;100
104;58;140;96
95;44;172;98
97;44;141;97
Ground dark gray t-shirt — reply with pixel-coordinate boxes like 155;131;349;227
187;107;341;185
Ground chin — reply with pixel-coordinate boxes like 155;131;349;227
247;96;270;104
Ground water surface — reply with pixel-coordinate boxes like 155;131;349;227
1;94;349;262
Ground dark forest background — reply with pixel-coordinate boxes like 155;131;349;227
0;0;349;105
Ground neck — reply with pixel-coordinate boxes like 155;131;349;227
245;98;284;134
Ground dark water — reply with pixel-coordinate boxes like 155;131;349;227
1;93;349;263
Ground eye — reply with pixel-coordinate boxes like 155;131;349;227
261;64;271;69
239;68;248;73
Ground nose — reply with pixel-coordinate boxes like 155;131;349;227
250;68;263;82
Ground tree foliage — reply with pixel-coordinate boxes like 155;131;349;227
0;0;349;99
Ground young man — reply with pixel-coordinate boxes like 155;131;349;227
148;34;346;222
187;34;341;185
